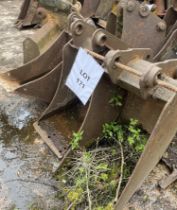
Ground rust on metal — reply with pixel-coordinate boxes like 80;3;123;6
0;31;71;85
34;75;123;159
81;0;100;17
16;0;43;29
116;93;177;210
4;2;177;209
121;1;166;56
155;0;166;16
15;62;63;103
23;20;61;63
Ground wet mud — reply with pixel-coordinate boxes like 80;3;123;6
0;1;61;209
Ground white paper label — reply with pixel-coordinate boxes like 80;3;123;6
65;48;104;105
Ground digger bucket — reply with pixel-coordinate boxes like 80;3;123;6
13;19;177;210
116;93;177;210
152;2;177;61
56;13;177;208
16;0;44;29
23;19;62;63
0;10;127;160
0;31;71;93
2;2;177;209
13;15;128;160
100;45;177;209
33;74;122;159
16;0;80;30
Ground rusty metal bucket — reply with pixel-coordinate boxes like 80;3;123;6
16;16;127;159
3;2;177;209
0;11;129;161
0;11;127;161
33;74;121;159
24;6;177;210
0;31;71;91
16;0;46;29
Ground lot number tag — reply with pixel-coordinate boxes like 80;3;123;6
65;48;104;105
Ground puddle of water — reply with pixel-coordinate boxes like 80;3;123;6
0;144;31;209
0;113;60;210
0;1;63;209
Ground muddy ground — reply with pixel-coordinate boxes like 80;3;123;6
0;1;62;209
0;0;177;210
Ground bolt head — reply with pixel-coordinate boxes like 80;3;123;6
139;4;150;17
127;0;136;12
157;21;167;32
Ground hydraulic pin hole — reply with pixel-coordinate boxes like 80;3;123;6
99;34;107;46
157;72;162;79
74;23;84;35
115;57;120;62
37;8;47;19
112;56;120;69
97;34;107;47
146;55;151;60
155;72;163;84
93;30;107;47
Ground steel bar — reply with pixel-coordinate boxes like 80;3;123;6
116;93;177;210
86;49;177;92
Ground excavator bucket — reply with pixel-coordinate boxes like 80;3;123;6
0;31;71;92
2;1;177;209
15;14;128;159
33;75;121;159
16;0;43;29
0;7;128;160
16;0;83;30
16;0;82;64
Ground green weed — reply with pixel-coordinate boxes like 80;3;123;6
109;94;123;107
55;119;148;209
70;130;83;150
